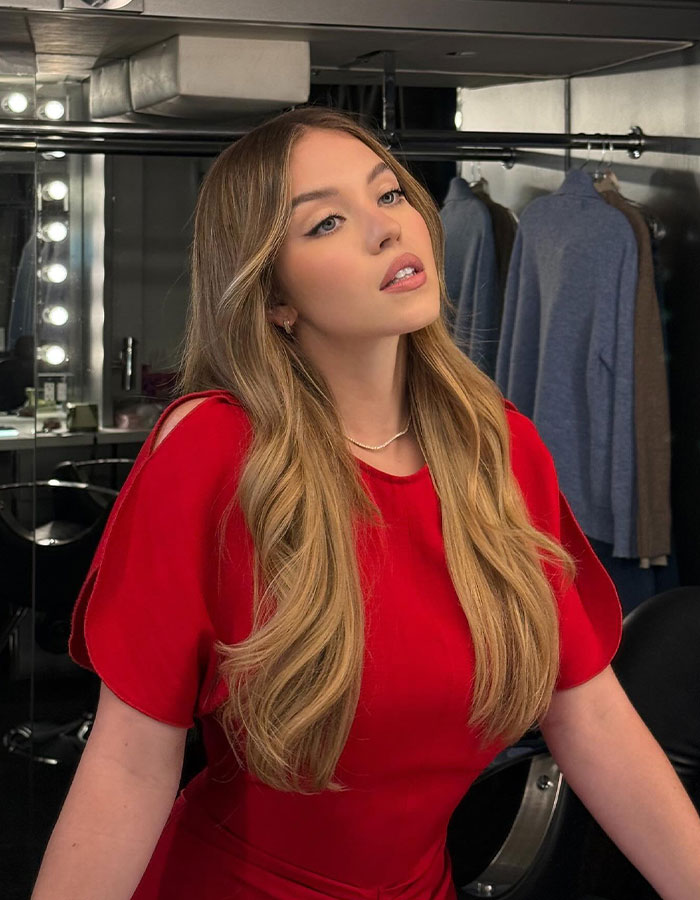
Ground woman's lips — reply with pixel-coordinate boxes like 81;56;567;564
380;253;425;289
380;269;427;292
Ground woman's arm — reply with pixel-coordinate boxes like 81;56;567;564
539;665;700;900
31;683;187;900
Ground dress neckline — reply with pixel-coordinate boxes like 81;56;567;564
355;456;431;484
174;391;433;484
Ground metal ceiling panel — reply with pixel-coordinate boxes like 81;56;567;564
0;7;690;87
2;0;700;41
127;0;700;42
309;31;690;85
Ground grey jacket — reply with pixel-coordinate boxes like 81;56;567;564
496;169;640;559
440;177;500;378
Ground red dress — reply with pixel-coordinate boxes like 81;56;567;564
68;389;622;899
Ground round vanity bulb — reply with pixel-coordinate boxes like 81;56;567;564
39;100;65;121
40;221;68;242
42;263;68;284
41;180;68;202
3;92;29;114
43;306;69;326
39;344;67;366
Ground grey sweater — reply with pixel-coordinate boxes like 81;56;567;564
496;169;640;558
440;177;500;378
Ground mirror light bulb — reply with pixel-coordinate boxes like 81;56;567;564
3;92;29;114
42;344;67;366
43;306;69;326
42;150;66;160
39;100;65;120
42;264;68;284
40;221;68;242
454;110;463;130
42;180;68;201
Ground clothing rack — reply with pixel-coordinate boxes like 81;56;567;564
2;119;700;162
3;48;700;161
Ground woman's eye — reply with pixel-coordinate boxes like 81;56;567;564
308;214;342;237
380;188;406;205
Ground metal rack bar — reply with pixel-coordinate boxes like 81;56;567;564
381;50;397;140
393;128;651;158
394;148;517;167
564;77;572;171
2;118;700;159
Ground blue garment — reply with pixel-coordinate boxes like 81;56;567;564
587;534;680;616
8;219;64;350
439;177;500;378
496;169;639;558
8;235;36;348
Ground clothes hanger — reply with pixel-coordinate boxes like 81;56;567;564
594;142;620;190
578;142;593;170
469;159;490;196
628;199;667;241
593;142;667;240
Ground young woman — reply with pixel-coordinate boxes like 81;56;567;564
33;107;700;900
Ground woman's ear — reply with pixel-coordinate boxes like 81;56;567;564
266;303;296;329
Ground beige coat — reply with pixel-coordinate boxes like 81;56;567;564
597;181;671;563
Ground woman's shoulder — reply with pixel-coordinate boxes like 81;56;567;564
126;389;253;498
151;389;250;453
501;398;559;519
502;398;546;458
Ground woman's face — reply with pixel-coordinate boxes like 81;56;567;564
271;128;441;342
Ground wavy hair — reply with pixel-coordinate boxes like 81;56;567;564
176;105;576;794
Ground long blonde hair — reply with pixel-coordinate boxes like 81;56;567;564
176;106;576;794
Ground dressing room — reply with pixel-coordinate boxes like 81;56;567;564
1;2;699;899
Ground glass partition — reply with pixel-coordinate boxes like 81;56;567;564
0;143;37;894
0;61;216;893
13;144;213;896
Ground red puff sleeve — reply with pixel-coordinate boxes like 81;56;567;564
68;393;233;728
504;400;624;691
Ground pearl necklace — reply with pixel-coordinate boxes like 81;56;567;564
344;414;412;451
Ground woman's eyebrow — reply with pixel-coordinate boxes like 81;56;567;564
290;162;392;210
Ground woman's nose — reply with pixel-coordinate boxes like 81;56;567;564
365;207;401;251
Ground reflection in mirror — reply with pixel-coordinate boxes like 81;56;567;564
1;142;216;895
104;153;212;430
0;150;35;414
0;147;38;897
0;76;200;894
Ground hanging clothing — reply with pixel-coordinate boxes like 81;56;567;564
8;221;65;348
7;233;36;348
439;177;500;378
471;180;518;329
0;352;34;411
650;231;672;364
496;168;640;559
595;181;672;565
587;534;679;617
68;389;622;900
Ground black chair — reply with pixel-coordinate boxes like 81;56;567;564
1;459;206;782
0;479;119;766
447;586;700;900
50;458;135;522
575;586;700;900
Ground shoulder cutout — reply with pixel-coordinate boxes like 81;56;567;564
152;397;209;451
